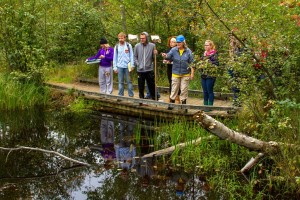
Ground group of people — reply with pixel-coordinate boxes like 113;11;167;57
87;32;220;107
87;32;158;100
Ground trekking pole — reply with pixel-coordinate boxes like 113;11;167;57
154;50;157;101
151;35;161;101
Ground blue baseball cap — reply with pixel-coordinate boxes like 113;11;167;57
176;35;185;43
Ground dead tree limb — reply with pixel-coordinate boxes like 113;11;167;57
241;152;265;173
142;135;215;158
0;146;90;167
193;111;279;154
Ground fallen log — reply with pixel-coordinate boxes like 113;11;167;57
193;111;280;154
142;135;214;158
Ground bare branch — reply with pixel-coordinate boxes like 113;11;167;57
142;135;214;158
0;146;90;167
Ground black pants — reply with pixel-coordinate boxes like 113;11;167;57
138;71;156;100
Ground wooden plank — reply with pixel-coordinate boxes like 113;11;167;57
46;82;239;120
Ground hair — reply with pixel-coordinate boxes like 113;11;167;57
103;43;110;48
205;40;216;50
167;36;176;48
140;32;149;43
182;41;187;48
118;32;126;38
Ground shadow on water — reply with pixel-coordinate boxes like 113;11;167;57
0;109;212;199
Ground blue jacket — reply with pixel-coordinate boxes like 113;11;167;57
165;46;194;75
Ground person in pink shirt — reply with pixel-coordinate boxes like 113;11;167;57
199;40;219;106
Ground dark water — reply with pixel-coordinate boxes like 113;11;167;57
0;109;209;200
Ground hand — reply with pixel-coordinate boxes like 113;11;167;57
114;69;118;74
99;55;105;59
161;53;166;58
190;73;194;80
154;49;158;55
163;59;169;64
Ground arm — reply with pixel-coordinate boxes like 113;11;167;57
113;46;118;71
210;53;219;66
162;48;173;60
129;44;134;70
189;51;195;79
190;66;195;80
134;45;139;67
87;49;101;60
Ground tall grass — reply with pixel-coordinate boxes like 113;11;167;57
0;73;50;110
152;116;300;198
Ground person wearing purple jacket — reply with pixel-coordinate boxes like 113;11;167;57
87;38;114;94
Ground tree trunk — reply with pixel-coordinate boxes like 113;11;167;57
193;111;279;154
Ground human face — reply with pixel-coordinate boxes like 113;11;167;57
170;40;176;48
118;36;126;44
100;44;106;49
140;35;147;44
177;41;184;49
204;42;211;51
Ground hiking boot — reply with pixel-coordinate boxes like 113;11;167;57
167;99;175;110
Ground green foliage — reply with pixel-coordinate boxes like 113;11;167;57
47;2;105;63
0;0;300;197
0;1;46;83
68;96;92;113
0;73;50;110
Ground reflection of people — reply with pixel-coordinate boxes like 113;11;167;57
99;118;116;169
175;177;186;197
162;35;194;107
113;32;135;97
87;38;114;94
200;40;219;106
135;157;155;187
134;32;158;100
115;120;136;172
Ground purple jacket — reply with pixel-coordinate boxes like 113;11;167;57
88;47;114;67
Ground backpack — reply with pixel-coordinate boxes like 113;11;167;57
115;42;131;58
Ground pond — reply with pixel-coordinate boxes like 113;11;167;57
0;109;214;199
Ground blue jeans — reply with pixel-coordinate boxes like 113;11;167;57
228;69;240;101
201;77;216;103
118;67;134;97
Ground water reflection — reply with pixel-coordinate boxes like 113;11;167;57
99;117;116;169
0;110;209;199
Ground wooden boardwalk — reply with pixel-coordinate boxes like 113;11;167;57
47;80;239;120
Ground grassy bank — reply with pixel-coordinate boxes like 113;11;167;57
151;111;300;199
0;73;50;110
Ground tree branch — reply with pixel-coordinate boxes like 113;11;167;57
193;111;279;154
142;135;214;158
0;146;90;167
